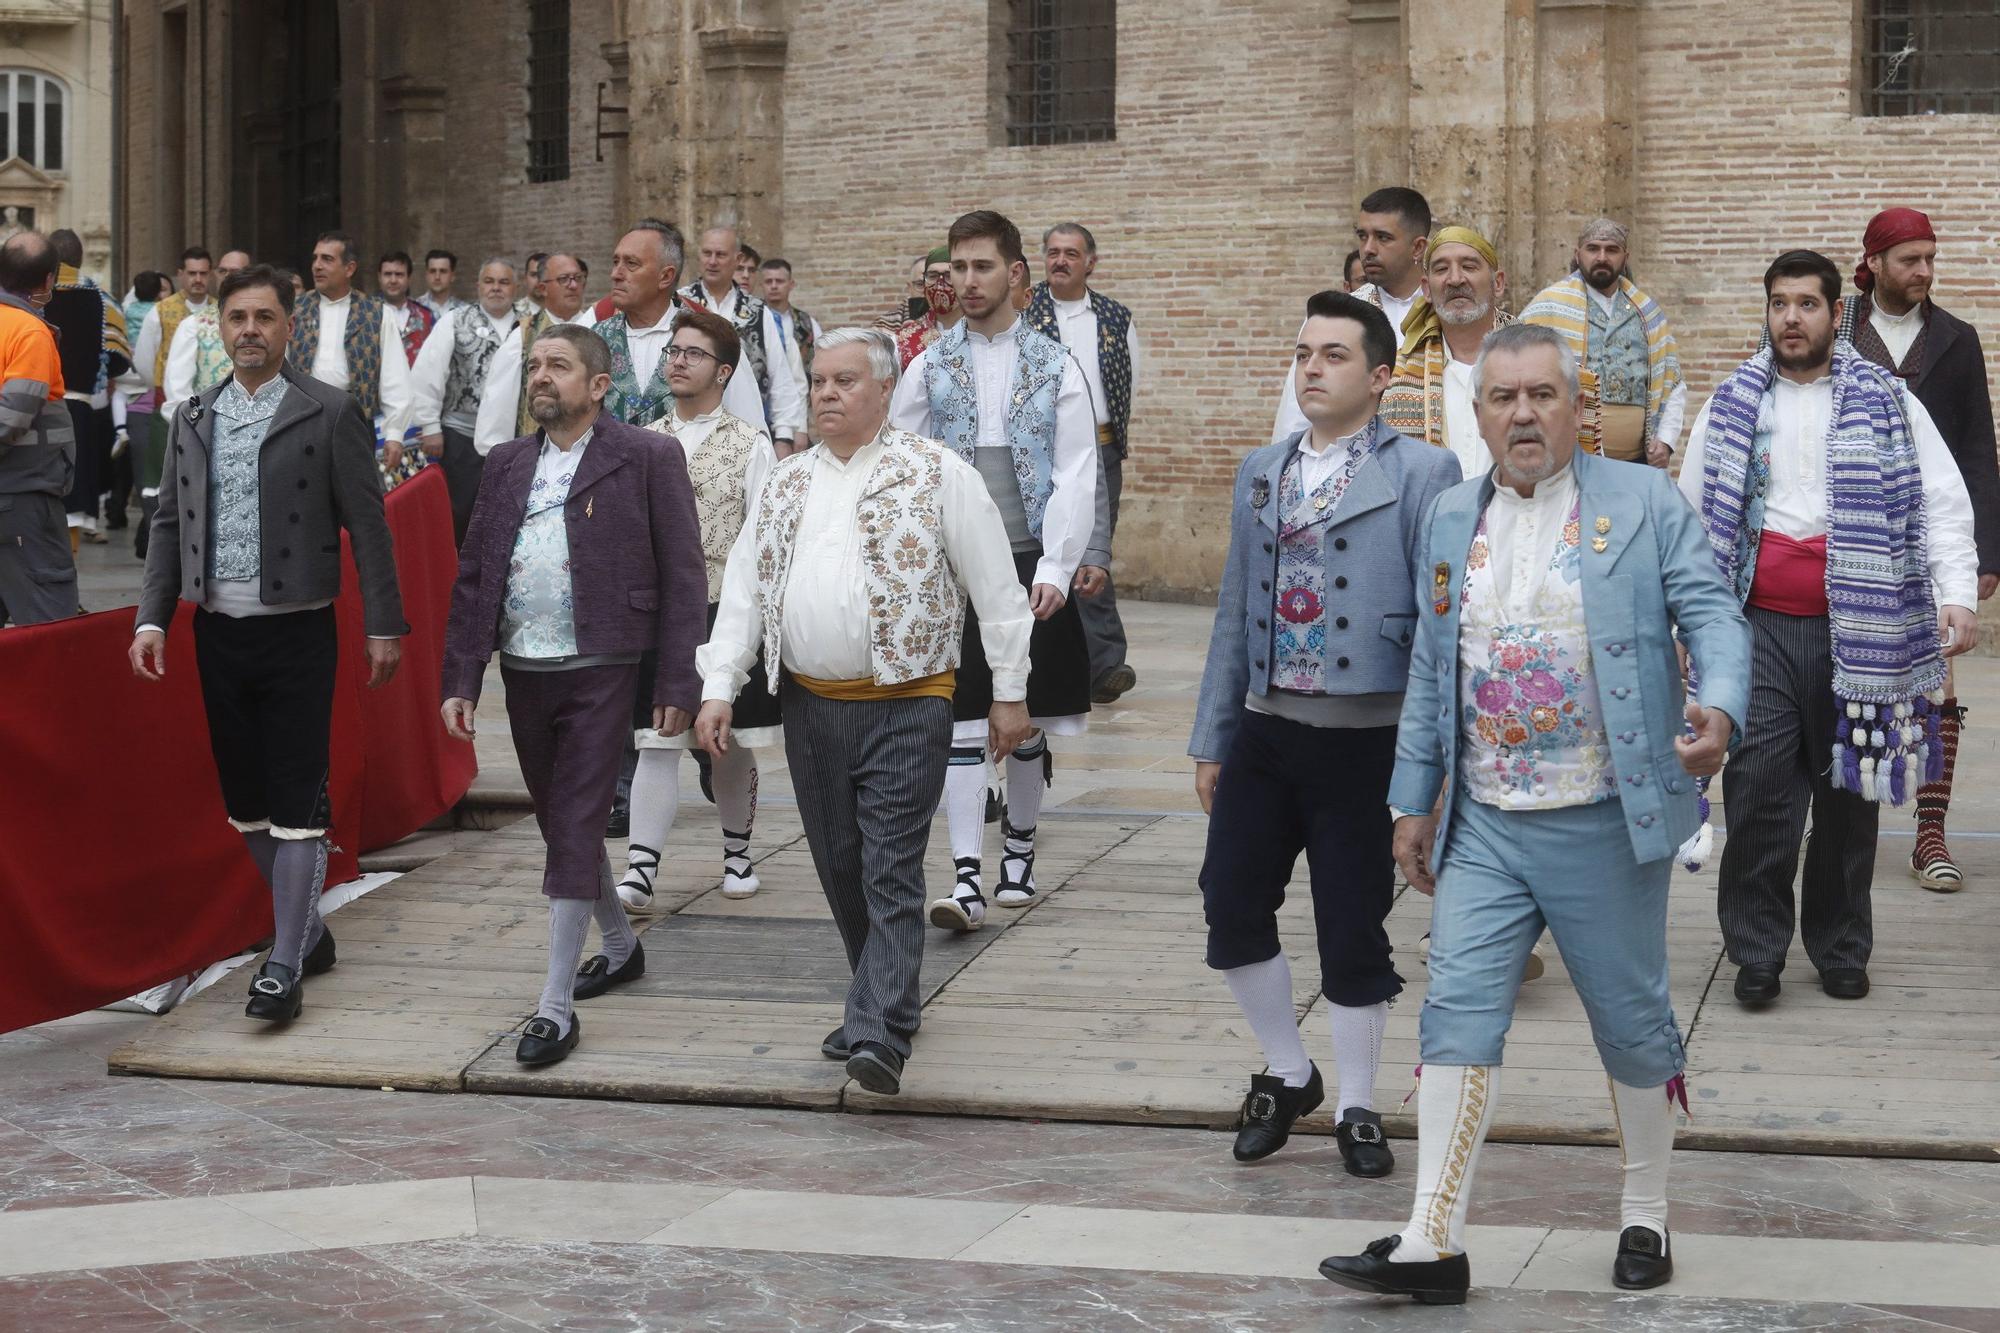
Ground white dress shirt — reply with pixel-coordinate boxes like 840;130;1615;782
1271;282;1418;443
133;298;206;391
762;304;812;437
477;307;594;446
1871;300;1924;368
161;307;215;415
1049;293;1143;428
886;320;1099;590
1482;462;1578;619
697;430;1034;699
304;292;414;438
408;305;521;447
1294;423;1369;494
1680;374;1977;610
622;309;770;435
1441;356;1487;481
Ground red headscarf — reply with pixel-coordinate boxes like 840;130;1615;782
1855;207;1936;292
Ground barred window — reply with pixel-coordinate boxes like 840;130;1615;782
525;0;570;182
1862;0;2000;116
0;70;66;172
1002;0;1115;147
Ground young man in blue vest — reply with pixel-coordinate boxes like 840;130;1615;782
889;209;1100;931
1025;222;1138;704
1192;290;1461;1174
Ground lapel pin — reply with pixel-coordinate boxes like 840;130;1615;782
1594;515;1612;535
1591;536;1608;553
1250;477;1270;510
585;496;594;519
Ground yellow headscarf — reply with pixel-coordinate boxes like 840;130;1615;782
1397;225;1501;358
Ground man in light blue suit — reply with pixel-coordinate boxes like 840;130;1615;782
1321;323;1750;1305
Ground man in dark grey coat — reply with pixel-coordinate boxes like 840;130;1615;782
131;263;405;1024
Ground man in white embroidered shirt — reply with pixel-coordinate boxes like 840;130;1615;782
695;328;1032;1098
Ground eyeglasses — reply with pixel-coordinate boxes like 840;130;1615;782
665;345;717;364
547;273;585;287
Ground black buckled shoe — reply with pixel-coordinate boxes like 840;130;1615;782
243;962;303;1023
1612;1225;1673;1290
1335;1107;1395;1178
1231;1064;1324;1162
1319;1235;1469;1305
846;1041;904;1095
516;1014;581;1066
302;926;337;977
1820;967;1869;999
1733;963;1782;1007
574;941;646;1001
821;1026;851;1060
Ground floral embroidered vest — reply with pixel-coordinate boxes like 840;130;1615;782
598;310;675;427
286;291;387;420
1271;431;1381;692
921;321;1064;541
1457;497;1615;809
750;430;967;691
1023;282;1133;454
648;409;761;602
396;300;435;365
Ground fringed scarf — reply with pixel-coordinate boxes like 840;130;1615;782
1697;341;1946;805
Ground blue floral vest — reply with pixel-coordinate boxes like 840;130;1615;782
921;321;1064;540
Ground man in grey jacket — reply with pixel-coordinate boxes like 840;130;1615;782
1190;290;1461;1175
131;263;406;1025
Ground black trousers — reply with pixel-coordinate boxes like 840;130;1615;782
1199;708;1403;1006
1717;606;1878;972
192;605;338;832
440;426;485;547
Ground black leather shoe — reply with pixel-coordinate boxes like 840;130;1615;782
243;962;302;1022
846;1041;904;1095
1612;1225;1673;1290
574;941;645;1000
1820;967;1869;999
604;806;630;839
1232;1064;1324;1162
302;926;336;977
1733;963;1782;1006
821;1026;851;1060
1335;1107;1395;1178
516;1014;580;1066
1319;1235;1469;1305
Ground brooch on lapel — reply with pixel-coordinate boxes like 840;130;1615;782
1250;477;1270;510
1432;560;1451;615
1591;515;1610;553
585;496;594;519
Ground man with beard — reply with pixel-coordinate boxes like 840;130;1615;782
1680;250;1977;1008
1523;218;1686;465
441;324;707;1066
1273;189;1431;443
1845;208;2000;893
1319;322;1749;1304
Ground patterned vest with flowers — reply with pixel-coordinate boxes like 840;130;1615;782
750;430;967;691
921;321;1065;541
1457;497;1615;809
647;409;761;602
1270;428;1382;692
286;290;388;420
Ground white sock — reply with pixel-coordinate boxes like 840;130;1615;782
943;748;989;876
1393;1064;1500;1262
1223;954;1312;1087
622;749;680;897
592;848;637;970
1609;1077;1675;1244
537;898;592;1033
1327;1000;1388;1115
1003;731;1049;832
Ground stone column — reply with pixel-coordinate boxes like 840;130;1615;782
1532;0;1638;284
1346;0;1409;203
693;2;787;249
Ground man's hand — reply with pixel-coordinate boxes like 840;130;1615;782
989;701;1031;762
129;630;167;682
365;637;402;689
420;432;445;459
1029;582;1067;619
1645;438;1671;469
381;440;404;472
441;697;477;741
1979;572;1997;602
1073;565;1108;598
1393;813;1440;896
1195;761;1220;814
695;700;734;757
1675;701;1733;776
653;704;691;737
1941;605;1978;658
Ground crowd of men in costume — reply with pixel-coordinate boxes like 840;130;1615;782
17;176;1974;1308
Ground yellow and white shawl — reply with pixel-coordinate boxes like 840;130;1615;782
1521;273;1680;438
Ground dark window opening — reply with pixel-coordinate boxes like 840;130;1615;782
1863;0;2000;116
526;0;571;182
1004;0;1115;147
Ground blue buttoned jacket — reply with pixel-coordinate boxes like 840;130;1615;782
1190;417;1462;763
1390;450;1752;867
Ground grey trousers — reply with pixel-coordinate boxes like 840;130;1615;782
0;491;79;626
1717;607;1877;972
782;680;951;1058
1077;445;1129;681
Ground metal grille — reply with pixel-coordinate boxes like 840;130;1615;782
526;0;571;182
1004;0;1116;147
1863;0;2000;116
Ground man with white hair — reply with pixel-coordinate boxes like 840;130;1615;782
695;327;1033;1097
410;256;523;543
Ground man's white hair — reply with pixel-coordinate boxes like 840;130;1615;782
1471;321;1580;400
815;327;899;385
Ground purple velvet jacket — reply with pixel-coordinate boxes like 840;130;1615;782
441;410;707;711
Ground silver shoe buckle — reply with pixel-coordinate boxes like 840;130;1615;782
1349;1122;1384;1146
1247;1091;1279;1122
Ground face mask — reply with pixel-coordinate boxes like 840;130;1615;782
907;296;928;321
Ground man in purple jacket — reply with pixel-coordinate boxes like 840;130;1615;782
441;323;707;1067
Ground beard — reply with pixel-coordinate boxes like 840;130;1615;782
528;391;578;428
1770;323;1836;374
1437;284;1493;327
1584;263;1620;292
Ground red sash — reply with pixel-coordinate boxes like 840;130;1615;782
1748;530;1829;616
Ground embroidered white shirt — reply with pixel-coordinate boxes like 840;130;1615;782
1295;423;1371;495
